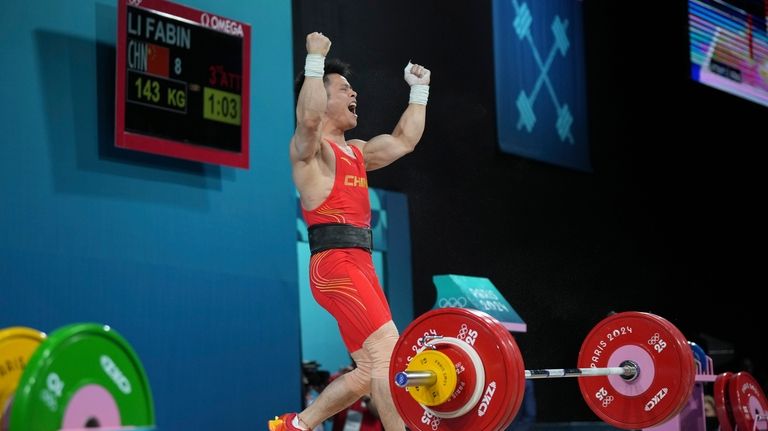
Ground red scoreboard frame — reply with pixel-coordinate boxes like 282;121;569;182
115;0;251;168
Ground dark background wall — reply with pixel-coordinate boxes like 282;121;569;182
294;0;766;422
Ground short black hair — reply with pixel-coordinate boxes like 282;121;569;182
294;58;352;97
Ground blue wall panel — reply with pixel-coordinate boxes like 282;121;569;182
0;1;299;428
493;0;591;171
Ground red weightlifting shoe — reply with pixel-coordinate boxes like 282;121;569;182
268;413;305;431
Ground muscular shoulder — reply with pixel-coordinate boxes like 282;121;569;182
291;136;333;165
348;139;366;149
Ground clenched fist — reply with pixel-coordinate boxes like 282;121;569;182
404;62;431;86
306;32;331;57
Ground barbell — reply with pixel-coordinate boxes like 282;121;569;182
389;308;698;431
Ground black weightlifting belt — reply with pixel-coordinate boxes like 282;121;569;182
308;223;373;254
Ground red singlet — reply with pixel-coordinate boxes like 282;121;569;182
301;140;392;352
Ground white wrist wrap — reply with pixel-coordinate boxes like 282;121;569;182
304;54;325;78
409;84;429;105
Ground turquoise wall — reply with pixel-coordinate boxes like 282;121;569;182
0;1;299;429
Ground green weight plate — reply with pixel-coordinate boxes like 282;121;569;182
9;323;154;430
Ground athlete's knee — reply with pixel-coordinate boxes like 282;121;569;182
343;364;372;397
344;350;373;397
363;321;399;379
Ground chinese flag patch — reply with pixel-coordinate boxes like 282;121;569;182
146;44;169;77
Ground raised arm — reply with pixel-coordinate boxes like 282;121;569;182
356;62;431;171
291;32;331;163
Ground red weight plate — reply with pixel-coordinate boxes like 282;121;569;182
653;314;697;425
480;312;528;430
577;312;696;430
390;308;525;431
461;309;525;431
714;372;735;431
439;311;523;430
729;371;768;431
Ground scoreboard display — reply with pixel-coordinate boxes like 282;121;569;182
115;0;251;168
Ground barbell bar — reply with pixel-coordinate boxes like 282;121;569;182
397;361;639;386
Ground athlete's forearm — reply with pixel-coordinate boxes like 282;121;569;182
293;33;331;160
391;104;426;151
392;62;430;151
296;77;326;131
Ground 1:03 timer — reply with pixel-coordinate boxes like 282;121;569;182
203;87;241;126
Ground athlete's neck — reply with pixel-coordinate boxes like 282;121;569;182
324;133;346;147
321;119;348;145
325;136;355;157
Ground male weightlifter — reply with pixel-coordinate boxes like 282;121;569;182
269;31;430;431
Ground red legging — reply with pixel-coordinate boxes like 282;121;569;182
309;248;392;352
